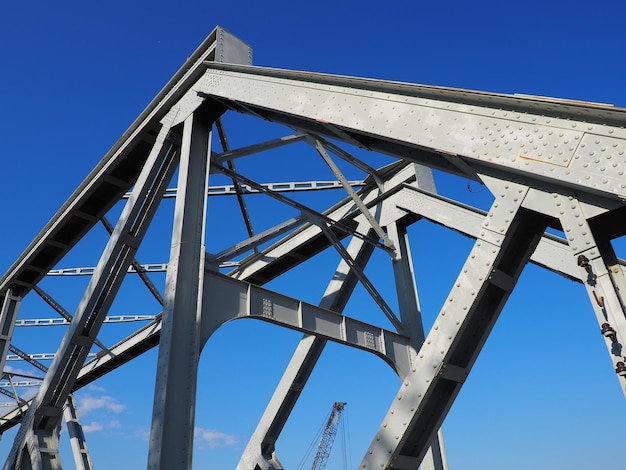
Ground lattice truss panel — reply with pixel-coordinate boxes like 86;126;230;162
2;26;626;469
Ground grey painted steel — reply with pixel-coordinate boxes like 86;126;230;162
0;163;418;437
555;196;626;399
129;179;364;198
47;264;169;276
207;216;305;267
361;182;547;468
309;136;382;187
63;395;93;470
200;270;413;376
230;162;417;283
202;63;626;195
312;138;393;248
395;184;584;281
237;166;440;469
0;291;21;387
215;118;257;247
0;27;250;302
2;338;94;470
212;133;306;166
7;345;47;373
147;110;213;469
3;27;626;469
4;112;181;470
100;217;164;305
387;220;446;470
14;315;156;327
237;224;375;469
32;286;110;353
213;164;391;255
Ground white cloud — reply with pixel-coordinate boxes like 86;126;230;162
109;420;122;429
77;395;125;415
82;419;123;433
194;427;237;449
3;365;37;377
83;422;104;433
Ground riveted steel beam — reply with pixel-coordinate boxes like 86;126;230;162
200;62;626;202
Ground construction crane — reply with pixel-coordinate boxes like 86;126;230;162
311;402;347;470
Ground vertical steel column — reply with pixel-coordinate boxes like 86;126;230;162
147;108;212;469
63;394;93;470
236;226;376;470
387;221;447;470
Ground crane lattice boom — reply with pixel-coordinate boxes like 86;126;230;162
311;402;346;470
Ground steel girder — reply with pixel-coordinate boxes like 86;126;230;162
1;26;626;470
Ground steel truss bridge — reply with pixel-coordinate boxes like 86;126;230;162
2;26;626;469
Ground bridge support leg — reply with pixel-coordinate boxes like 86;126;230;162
64;395;93;470
147;109;213;469
388;221;447;470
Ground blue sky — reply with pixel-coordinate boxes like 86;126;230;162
2;1;626;468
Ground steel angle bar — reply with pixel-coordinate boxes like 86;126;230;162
215;118;257;248
310;138;394;248
207;216;306;266
229;162;419;283
319;225;403;332
303;133;383;189
212;163;393;255
100;217;164;305
153;179;365;199
33;286;110;352
0;388;17;401
212;133;306;166
8;345;47;373
6;378;24;409
47;263;169;276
